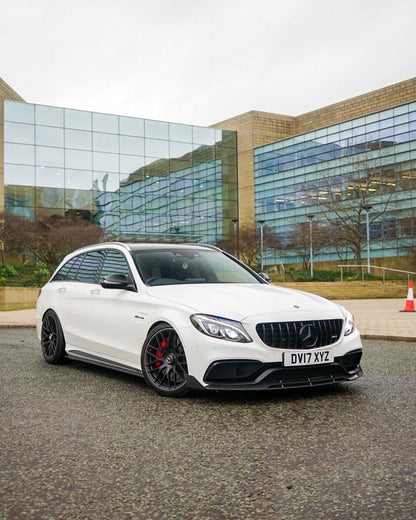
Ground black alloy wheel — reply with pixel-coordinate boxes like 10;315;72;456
41;310;66;364
141;324;189;397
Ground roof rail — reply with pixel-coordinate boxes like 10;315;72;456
187;243;222;251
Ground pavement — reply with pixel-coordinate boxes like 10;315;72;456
0;298;414;341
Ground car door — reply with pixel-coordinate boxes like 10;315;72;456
56;250;107;350
80;248;150;365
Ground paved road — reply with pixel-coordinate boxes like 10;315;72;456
1;329;415;520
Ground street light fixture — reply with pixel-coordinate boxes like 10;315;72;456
232;218;238;258
257;220;265;271
363;204;373;274
307;214;315;278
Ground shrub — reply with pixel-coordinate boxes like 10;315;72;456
0;263;52;287
0;264;18;278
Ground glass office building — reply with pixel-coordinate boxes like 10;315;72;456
255;102;416;263
3;101;237;244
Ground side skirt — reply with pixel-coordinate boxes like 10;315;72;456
67;350;143;378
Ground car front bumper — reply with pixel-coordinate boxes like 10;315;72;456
186;349;363;391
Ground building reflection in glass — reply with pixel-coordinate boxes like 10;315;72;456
4;101;238;244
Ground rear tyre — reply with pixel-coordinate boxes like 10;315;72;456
41;310;66;364
141;324;189;397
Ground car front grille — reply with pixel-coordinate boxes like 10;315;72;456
256;319;343;349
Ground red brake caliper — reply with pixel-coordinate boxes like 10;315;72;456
155;339;167;367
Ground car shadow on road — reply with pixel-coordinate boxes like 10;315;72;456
54;356;364;404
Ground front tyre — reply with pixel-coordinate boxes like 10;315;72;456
41;310;66;364
141;324;189;397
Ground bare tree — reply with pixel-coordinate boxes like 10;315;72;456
288;221;329;270
0;213;103;267
216;223;281;268
319;158;397;265
26;215;103;267
0;213;33;266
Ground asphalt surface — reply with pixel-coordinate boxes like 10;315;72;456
1;329;415;520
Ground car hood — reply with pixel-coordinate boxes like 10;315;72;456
146;283;345;322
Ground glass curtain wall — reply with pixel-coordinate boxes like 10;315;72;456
255;102;416;263
3;101;237;244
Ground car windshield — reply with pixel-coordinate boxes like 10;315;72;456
132;249;261;286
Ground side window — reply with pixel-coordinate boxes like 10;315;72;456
77;251;106;283
100;250;132;280
52;255;83;281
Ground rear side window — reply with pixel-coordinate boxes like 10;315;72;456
52;248;133;284
52;255;83;281
77;251;106;283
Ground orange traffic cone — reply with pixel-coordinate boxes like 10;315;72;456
400;280;415;312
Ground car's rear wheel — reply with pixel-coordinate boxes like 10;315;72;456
141;324;189;397
41;310;66;364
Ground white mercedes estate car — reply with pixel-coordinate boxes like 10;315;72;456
36;243;363;397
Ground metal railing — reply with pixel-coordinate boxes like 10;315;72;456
338;265;416;284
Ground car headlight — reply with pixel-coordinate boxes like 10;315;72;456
190;314;252;343
344;310;355;336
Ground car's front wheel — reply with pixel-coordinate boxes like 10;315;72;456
141;324;189;397
41;310;66;364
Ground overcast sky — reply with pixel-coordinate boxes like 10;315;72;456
1;0;416;127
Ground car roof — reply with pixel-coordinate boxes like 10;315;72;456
125;242;219;252
72;242;220;254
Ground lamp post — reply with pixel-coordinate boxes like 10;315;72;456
232;218;238;258
307;214;315;278
257;220;265;271
363;204;373;274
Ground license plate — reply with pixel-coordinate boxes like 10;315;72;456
283;350;334;367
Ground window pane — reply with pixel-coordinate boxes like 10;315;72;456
93;152;119;172
4;143;35;165
65;169;93;190
77;251;106;283
5;205;34;219
120;155;146;174
4;164;35;186
93;132;119;153
193;126;216;145
120;135;144;155
4;185;35;207
169;123;192;143
37;187;64;208
53;256;81;281
35;105;64;127
119;116;144;137
36;166;64;188
65;149;93;170
65;129;92;150
170;141;193;158
93;112;118;133
36;146;64;167
4;122;35;144
93;172;120;192
36;125;64;147
65;189;93;212
65;109;92;130
145;138;169;157
220;130;237;148
4;101;35;123
100;250;131;278
145;119;168;139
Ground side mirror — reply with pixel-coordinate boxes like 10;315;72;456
101;274;136;291
259;272;272;283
